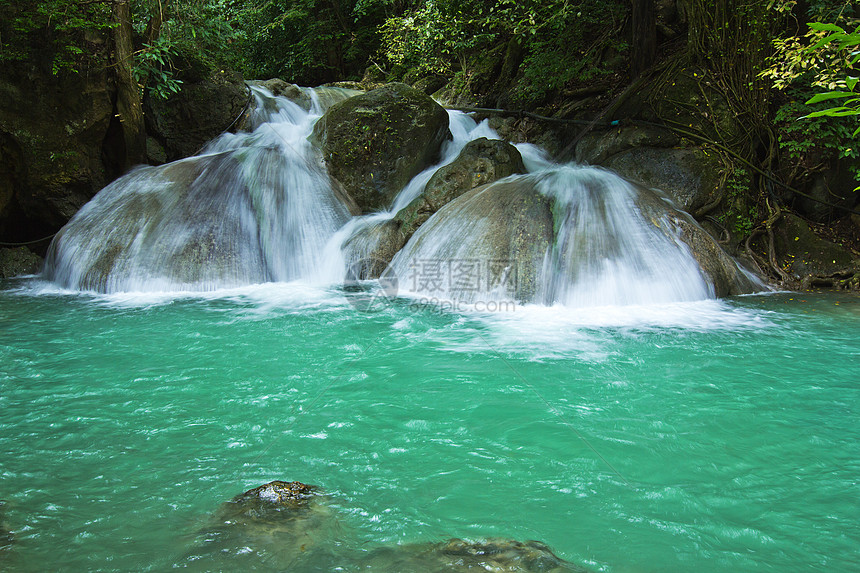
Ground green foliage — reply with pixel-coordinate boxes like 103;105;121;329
129;0;244;98
775;88;857;169
514;2;627;105
800;21;860;135
0;0;113;74
132;37;184;99
719;167;759;238
379;0;627;105
764;2;859;186
233;0;391;85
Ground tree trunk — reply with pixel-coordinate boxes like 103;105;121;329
112;0;146;169
631;0;656;80
144;0;165;45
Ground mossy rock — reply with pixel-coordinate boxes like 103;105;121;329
411;74;448;95
256;78;313;110
603;146;723;214
0;42;115;237
357;537;589;572
634;185;763;297
576;125;679;165
310;83;450;213
181;480;339;569
145;67;249;161
344;138;526;276
772;212;859;281
0;247;43;278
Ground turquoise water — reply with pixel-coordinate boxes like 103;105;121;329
1;280;858;571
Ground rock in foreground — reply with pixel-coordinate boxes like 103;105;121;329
181;481;341;570
358;537;589;572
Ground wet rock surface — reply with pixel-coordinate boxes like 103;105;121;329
310;83;451;213
181;482;590;572
344;137;526;276
145;68;250;162
392;176;554;302
182;481;341;570
634;184;762;297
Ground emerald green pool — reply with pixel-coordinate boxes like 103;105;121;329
1;280;858;571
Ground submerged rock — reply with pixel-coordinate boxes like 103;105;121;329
0;247;43;278
0;500;12;552
182;481;341;569
358;537;589;572
310;83;451;213
344;138;526;275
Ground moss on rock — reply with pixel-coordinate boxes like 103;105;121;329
310;83;450;213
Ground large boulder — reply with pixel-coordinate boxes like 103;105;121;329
391;177;554;302
792;157;860;223
43;145;353;293
344;138;526;275
391;167;761;305
310;83;451;213
672;217;762;297
634;184;763;297
575;125;679;165
251;79;362;114
145;68;250;162
602;146;723;215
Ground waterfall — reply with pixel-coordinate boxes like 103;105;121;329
390;165;760;307
41;84;762;304
536;166;714;306
42;85;355;293
336;111;499;275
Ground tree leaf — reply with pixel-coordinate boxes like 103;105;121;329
808;22;846;34
805;91;855;104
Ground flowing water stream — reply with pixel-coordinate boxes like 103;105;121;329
1;86;858;571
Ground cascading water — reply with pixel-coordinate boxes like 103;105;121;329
336;111;500;274
390;164;761;306
536;166;715;306
42;85;356;292
41;84;762;304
